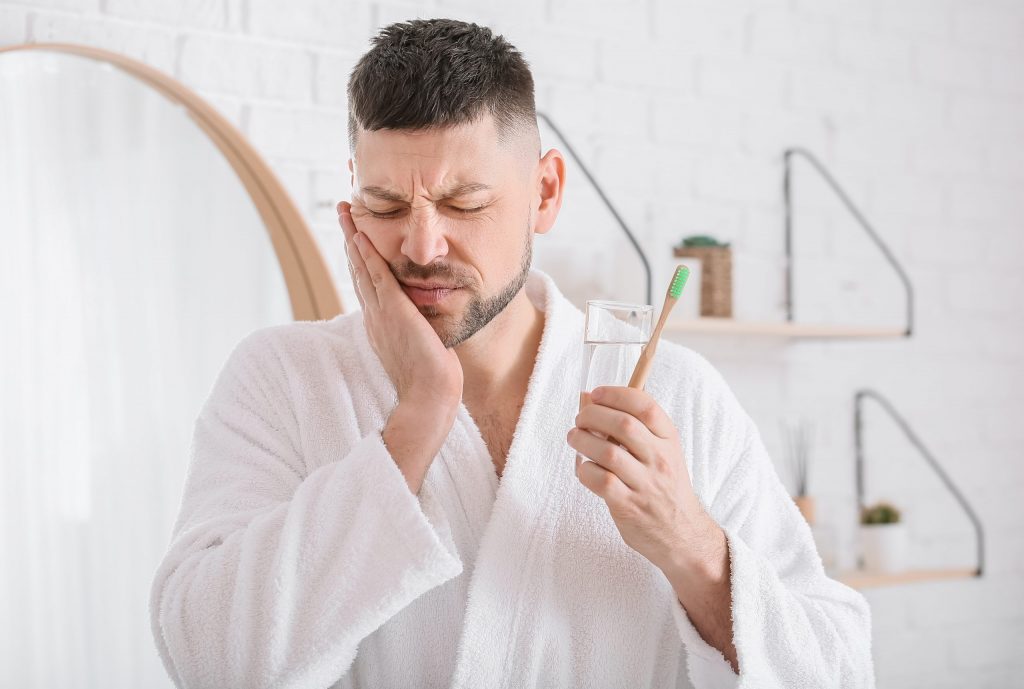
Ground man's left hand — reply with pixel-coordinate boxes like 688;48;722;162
566;385;704;573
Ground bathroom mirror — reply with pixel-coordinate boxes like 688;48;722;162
0;43;342;687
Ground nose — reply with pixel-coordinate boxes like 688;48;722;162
400;207;449;266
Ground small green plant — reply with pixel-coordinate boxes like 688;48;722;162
676;234;731;249
860;501;901;525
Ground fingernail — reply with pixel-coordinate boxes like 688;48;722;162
591;387;604;401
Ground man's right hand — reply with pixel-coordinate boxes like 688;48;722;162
338;201;463;492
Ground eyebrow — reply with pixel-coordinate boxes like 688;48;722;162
360;182;493;203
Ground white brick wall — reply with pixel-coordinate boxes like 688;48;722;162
4;0;1023;685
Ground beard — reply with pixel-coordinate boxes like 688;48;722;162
393;226;533;349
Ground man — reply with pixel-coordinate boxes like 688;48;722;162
150;18;875;689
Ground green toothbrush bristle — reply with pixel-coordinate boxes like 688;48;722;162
669;265;690;299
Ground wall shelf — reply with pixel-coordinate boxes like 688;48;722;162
662;318;905;339
781;148;915;337
851;390;985;588
660;149;915;340
836;567;978;590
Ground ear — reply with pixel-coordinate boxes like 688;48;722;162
347;158;354;186
531;148;566;237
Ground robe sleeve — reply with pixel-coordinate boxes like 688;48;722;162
148;330;464;689
668;356;876;688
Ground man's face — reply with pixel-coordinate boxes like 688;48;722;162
347;112;541;348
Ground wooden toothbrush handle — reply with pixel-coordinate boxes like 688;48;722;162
629;277;683;390
628;296;676;390
627;349;653;389
628;321;664;389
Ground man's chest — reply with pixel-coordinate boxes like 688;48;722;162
470;402;524;479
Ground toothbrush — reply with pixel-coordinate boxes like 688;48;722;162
627;265;690;391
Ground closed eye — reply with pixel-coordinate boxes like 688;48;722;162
450;205;487;214
366;205;488;219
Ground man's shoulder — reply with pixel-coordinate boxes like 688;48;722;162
647;337;744;423
651;337;720;387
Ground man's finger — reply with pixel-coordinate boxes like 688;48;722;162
348;236;377;310
338;201;356;243
353;230;400;301
575;450;632;505
341;213;378;310
589;386;676;440
337;205;369;310
567;425;645;489
342;233;365;311
575;401;656;466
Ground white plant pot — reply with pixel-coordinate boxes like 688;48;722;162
859;523;908;573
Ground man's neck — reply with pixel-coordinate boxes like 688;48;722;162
456;289;545;406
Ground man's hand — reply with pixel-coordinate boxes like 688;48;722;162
338;200;463;493
567;385;704;573
337;201;464;410
567;385;739;672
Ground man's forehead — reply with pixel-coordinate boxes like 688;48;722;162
349;111;532;202
360;181;494;203
352;130;506;202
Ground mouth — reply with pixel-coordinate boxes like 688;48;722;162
400;281;463;307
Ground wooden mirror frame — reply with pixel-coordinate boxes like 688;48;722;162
0;41;344;321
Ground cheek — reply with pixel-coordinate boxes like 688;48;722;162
356;220;403;255
456;230;491;257
457;232;510;280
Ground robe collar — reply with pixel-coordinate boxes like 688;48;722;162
441;267;588;687
439;267;584;506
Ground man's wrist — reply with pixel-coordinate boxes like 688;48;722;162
382;401;457;494
662;508;730;588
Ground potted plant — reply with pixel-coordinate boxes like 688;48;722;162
672;234;732;317
781;416;814;524
859;501;908;573
674;234;731;249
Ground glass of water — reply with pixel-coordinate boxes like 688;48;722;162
577;300;653;466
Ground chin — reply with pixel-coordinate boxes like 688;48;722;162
419;305;448;319
422;310;457;336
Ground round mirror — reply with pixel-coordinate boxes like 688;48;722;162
0;44;342;687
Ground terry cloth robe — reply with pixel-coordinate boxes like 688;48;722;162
149;267;876;689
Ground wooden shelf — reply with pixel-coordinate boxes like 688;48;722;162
662;318;906;339
834;567;978;590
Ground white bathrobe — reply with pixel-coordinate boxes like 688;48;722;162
149;268;875;689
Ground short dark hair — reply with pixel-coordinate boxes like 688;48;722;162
346;18;539;157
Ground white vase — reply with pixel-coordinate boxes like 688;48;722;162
859;523;908;573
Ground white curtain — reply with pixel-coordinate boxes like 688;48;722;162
0;50;295;688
